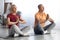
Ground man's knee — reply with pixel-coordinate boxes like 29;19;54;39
52;23;56;27
48;23;56;30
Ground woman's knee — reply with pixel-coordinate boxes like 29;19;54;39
12;25;18;28
12;25;17;27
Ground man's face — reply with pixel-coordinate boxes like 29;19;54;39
39;5;44;11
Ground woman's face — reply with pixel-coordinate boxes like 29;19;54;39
39;5;44;12
12;5;17;13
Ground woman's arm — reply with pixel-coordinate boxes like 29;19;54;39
19;17;26;24
7;17;19;25
19;20;26;24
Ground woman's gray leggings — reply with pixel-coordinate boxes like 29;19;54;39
8;25;25;36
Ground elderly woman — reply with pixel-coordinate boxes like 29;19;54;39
7;4;28;37
34;4;56;35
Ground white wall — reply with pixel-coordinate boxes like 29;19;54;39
5;0;13;3
8;0;60;29
0;0;4;15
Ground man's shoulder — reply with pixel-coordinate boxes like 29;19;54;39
35;12;39;16
43;12;47;16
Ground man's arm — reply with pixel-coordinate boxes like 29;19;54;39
34;15;38;28
45;14;54;23
47;14;54;23
48;18;54;23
